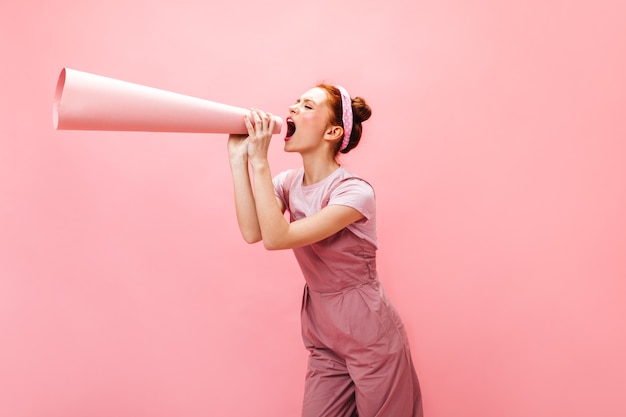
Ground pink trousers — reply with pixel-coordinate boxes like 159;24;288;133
300;284;423;417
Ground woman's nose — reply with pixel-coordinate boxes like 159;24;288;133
289;104;298;114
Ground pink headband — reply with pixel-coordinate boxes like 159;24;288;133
336;85;353;152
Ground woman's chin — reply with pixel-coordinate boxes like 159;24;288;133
283;143;296;153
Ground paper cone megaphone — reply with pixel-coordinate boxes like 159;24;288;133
53;68;283;134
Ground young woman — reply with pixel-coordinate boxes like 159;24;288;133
227;84;423;417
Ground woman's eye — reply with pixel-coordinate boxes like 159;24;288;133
304;105;313;110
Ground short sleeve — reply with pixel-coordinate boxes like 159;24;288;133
327;179;376;220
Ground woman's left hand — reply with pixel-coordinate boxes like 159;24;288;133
244;108;276;166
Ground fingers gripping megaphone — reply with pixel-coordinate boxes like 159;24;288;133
53;68;283;134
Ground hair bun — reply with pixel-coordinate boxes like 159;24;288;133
351;97;372;123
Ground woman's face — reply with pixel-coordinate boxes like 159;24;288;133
284;87;334;153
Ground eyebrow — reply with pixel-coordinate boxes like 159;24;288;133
298;98;316;105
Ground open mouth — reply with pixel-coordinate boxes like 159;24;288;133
286;119;296;138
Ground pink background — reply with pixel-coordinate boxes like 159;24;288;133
1;1;625;416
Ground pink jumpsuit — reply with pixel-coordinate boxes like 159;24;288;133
274;167;423;417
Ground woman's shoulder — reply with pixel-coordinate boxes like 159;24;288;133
326;168;376;219
334;167;374;193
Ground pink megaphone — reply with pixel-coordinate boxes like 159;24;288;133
53;68;283;134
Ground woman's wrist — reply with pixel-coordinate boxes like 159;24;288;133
249;158;270;172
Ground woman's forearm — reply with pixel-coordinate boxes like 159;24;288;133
229;158;262;243
250;161;290;250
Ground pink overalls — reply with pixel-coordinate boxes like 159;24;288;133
275;167;423;417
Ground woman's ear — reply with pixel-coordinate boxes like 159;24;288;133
324;125;344;142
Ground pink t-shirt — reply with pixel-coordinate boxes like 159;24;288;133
273;167;378;248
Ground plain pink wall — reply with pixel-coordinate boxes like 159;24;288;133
1;1;625;416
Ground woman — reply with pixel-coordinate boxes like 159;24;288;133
227;84;423;417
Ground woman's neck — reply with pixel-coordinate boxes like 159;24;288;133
301;153;340;186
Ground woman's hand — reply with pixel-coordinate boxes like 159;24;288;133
244;108;276;167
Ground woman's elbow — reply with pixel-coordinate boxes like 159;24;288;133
262;239;279;250
262;236;288;251
241;231;262;244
